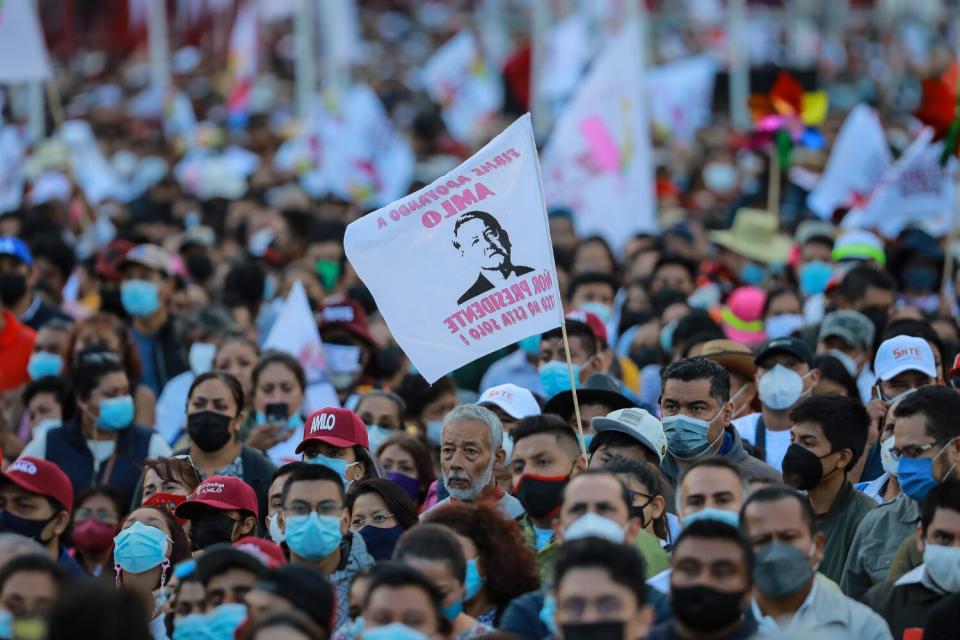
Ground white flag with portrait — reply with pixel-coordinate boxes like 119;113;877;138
345;114;563;383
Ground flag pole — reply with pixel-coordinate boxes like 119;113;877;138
768;151;781;220
531;0;550;142
294;0;316;119
728;0;750;131
560;320;588;460
147;0;171;89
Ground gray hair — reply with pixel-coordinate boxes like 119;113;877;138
442;404;503;452
0;533;47;569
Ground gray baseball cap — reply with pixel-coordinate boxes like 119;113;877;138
818;310;875;351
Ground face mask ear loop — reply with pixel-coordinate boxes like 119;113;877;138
159;559;171;590
114;564;123;588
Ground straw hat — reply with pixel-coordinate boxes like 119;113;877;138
709;209;793;265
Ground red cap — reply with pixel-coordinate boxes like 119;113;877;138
234;537;286;569
296;407;369;453
176;476;259;520
1;457;73;514
319;300;375;348
950;354;960;380
565;310;609;345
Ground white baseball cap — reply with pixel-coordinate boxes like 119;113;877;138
477;384;541;420
874;335;937;382
591;407;668;464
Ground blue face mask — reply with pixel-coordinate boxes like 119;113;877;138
27;352;63;380
363;623;429;640
684;507;740;528
898;455;939;502
113;521;170;574
255;412;303;431
284;512;342;560
740;262;766;286
539;360;579;398
425;420;443;446
306;453;358;487
172;613;207;640
206;603;247;640
97;395;135;431
442;599;463;622
662;412;722;459
579;302;612;324
799;261;833;296
465;557;484;601
660;320;677;353
518;334;541;357
539;593;558;636
121;279;161;317
366;424;393;454
359;524;404;561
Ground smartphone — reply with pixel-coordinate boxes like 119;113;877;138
265;402;289;425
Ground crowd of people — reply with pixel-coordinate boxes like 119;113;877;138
1;2;960;640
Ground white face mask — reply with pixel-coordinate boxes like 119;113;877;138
188;342;217;376
880;436;899;477
758;364;807;410
267;513;284;543
924;543;960;592
828;349;860;377
563;512;626;544
764;314;804;340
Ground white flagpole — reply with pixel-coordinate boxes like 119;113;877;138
531;0;551;142
728;0;750;131
295;0;316;119
148;0;171;89
26;0;44;140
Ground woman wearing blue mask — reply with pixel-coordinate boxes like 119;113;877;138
246;352;309;465
21;349;172;508
393;524;492;639
395;374;458;449
297;408;380;489
346;479;418;562
424;502;540;628
112;506;192;632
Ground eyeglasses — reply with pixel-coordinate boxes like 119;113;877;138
351;512;395;529
172;454;203;483
283;501;344;518
74;507;118;524
890;440;945;460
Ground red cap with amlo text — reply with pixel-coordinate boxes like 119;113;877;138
0;457;73;514
296;407;369;453
175;475;259;520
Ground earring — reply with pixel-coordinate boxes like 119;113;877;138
158;559;171;589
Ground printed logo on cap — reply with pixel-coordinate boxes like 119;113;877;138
196;480;225;496
486;389;514;402
892;347;923;361
9;459;37;476
310;412;338;434
323;306;355;323
618;409;645;426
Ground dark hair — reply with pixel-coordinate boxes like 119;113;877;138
452;211;510;252
605;457;668;539
393;524;467;584
375;433;436;505
814;354;860;398
673;518;754;580
424;503;540;613
362;562;446;633
244;610;326;640
510;414;579;455
789;396;869;469
63;313;142;383
195;544;268;586
346;479;418;530
920;481;960;536
573;236;617;276
252;350;307;396
73;349;127;400
653;288;690;318
395;374;456;421
46;582;151;640
740;484;817;537
273;461;308;483
567;271;617;301
838;266;896;303
680;330;726;359
894;386;960;443
588;430;654;458
553;537;647;608
661;357;731;404
141;457;202;495
565;469;632;515
356;391;406;424
22;376;74;423
542;320;598;357
0;553;70;594
114;507;192;589
214;335;261;362
73;485;127;523
761;285;801;319
678;456;745;490
672;311;723;355
29;233;77;282
283;463;346;503
187;371;245;416
652;255;696;284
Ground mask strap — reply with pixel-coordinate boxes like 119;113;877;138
114;564;123;588
158;559;171;589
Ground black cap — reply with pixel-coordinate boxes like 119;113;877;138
195;544;267;586
755;337;814;368
543;373;634;418
252;565;336;633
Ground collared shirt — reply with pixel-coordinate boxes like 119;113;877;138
840;494;919;599
752;575;820;633
895;563;948;595
855;472;893;504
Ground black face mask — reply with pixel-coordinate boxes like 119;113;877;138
0;272;26;308
781;443;837;491
0;509;58;544
188;510;238;551
187;411;234;453
671;584;746;633
185;254;215;283
560;621;626;640
513;473;569;520
629;346;661;368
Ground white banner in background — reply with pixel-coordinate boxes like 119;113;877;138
345;114;563;383
263;280;327;384
843;127;956;239
0;0;52;83
807;105;892;219
541;22;657;253
646;56;716;145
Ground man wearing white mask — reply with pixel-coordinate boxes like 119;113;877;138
733;337;820;471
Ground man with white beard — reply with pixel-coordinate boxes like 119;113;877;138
420;404;525;520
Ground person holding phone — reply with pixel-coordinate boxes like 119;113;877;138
246;351;308;465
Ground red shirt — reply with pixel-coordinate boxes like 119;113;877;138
0;311;35;391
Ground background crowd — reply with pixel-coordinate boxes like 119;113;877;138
0;1;959;640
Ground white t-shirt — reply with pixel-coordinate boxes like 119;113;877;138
732;413;791;472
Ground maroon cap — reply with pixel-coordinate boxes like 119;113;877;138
234;537;286;569
176;475;259;520
296;407;369;453
565;310;609;345
319;300;375;348
0;457;73;514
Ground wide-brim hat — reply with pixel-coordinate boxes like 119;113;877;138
543;373;634;418
709;208;793;265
